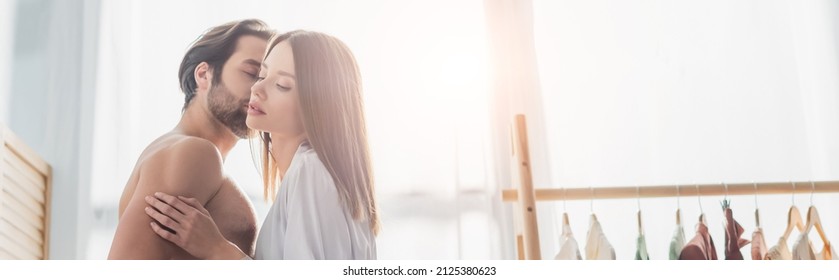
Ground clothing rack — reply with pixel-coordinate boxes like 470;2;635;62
502;114;839;260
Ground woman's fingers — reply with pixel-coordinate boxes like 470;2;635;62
145;193;233;259
145;195;185;221
145;206;180;230
150;221;181;246
153;192;193;215
178;196;210;216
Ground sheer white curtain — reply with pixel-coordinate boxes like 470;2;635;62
484;0;559;260
0;0;13;123
90;0;506;259
4;0;101;259
531;0;839;259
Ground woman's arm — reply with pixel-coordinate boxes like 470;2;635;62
145;192;249;260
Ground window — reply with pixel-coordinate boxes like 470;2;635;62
90;0;499;259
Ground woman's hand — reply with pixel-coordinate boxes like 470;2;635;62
144;192;245;259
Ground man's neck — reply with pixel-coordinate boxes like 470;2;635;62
175;104;239;160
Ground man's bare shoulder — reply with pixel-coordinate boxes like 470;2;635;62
137;135;225;200
109;135;226;259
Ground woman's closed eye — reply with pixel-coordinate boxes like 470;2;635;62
277;84;291;91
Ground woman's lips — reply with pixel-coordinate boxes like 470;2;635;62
247;103;266;115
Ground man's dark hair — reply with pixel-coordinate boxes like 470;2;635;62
178;19;274;111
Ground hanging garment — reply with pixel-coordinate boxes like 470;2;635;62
792;233;836;260
764;237;792;260
723;208;750;260
555;223;582;260
585;215;616;260
635;234;650;260
679;222;718;260
751;228;767;260
669;224;686;260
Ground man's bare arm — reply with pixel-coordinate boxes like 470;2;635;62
108;138;224;259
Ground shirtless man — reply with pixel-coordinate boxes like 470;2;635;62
108;19;274;259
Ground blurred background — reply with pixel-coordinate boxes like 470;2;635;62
1;0;839;260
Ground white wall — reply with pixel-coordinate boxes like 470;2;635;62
0;0;14;123
531;0;839;259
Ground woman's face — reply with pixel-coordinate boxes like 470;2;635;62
247;41;305;139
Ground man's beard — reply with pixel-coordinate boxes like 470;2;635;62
207;82;249;139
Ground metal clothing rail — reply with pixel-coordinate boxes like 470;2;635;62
502;114;839;260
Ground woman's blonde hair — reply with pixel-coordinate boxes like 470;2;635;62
250;30;379;235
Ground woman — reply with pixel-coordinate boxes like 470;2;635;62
143;30;379;259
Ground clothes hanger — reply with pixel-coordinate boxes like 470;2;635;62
562;187;570;226
637;186;643;235
555;184;580;260
676;185;682;226
781;181;805;242
696;183;706;224
753;182;760;228
805;181;828;245
590;186;597;223
720;182;731;210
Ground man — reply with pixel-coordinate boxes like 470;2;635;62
108;19;274;259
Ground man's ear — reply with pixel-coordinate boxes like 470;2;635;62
194;62;213;94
